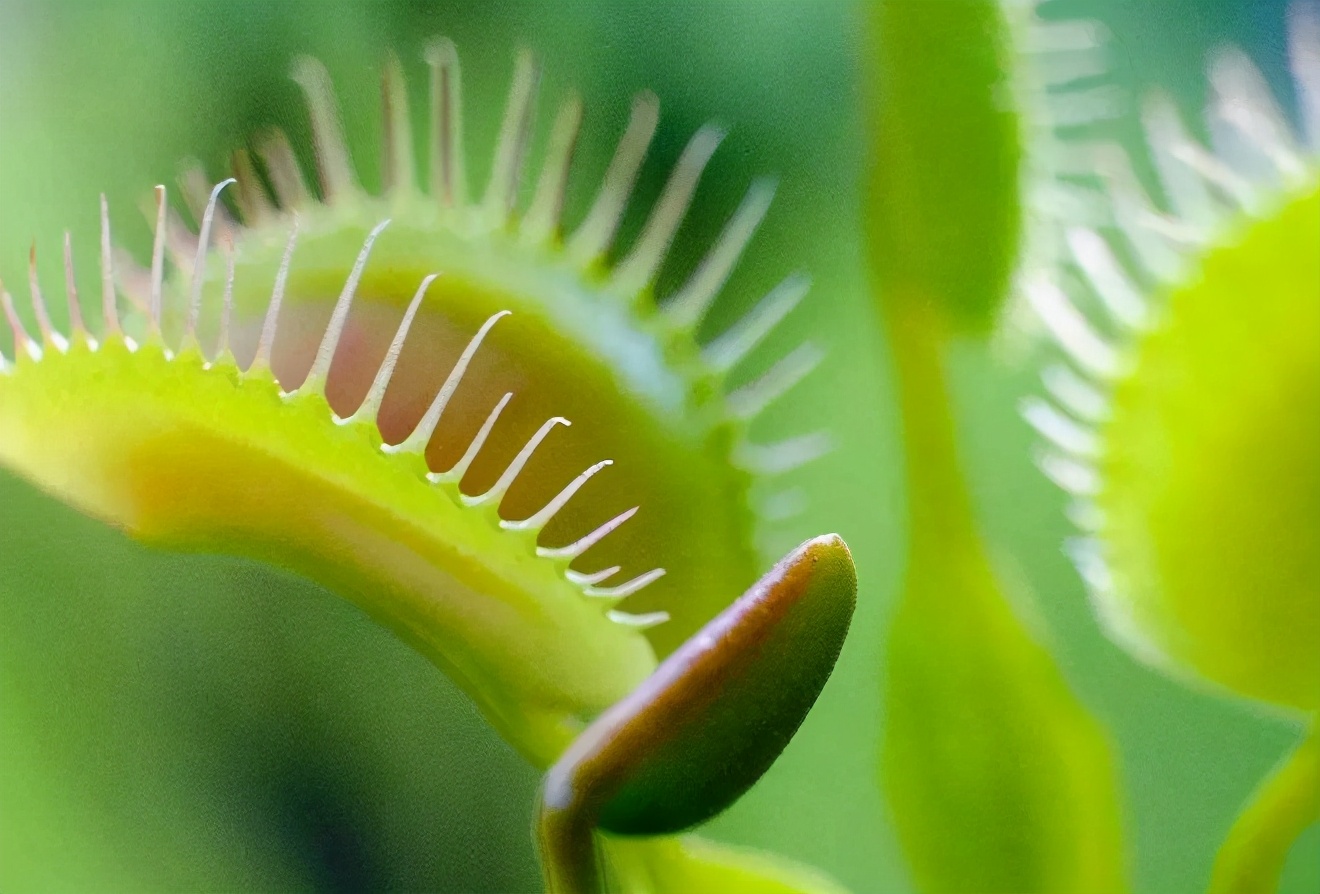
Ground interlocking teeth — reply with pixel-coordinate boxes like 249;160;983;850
27;245;67;353
250;215;301;372
565;566;621;587
430;392;513;486
296;218;391;396
462;416;570;508
605;609;671;630
567;91;659;266
385;309;511;455
340;273;439;426
701;272;809;373
1020;396;1100;458
664;177;778;330
737;433;832;477
611;123;725;296
183;178;236;348
583;567;666;600
291;56;360;203
62;233;91;346
5;32;834;637
197;41;819;558
167;196;659;611
0;282;40;361
537;505;639;562
1026;1;1319;553
725;343;823;421
11;192;669;632
501;459;613;532
483;49;540;224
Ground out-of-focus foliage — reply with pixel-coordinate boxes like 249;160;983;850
883;534;1126;893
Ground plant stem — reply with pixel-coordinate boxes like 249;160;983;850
881;290;978;559
1209;721;1320;894
537;800;604;894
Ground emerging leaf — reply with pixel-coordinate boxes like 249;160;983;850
538;535;856;892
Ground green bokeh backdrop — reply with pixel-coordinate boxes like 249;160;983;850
0;1;1315;892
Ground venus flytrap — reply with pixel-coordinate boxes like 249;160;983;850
864;1;1127;890
1023;5;1320;890
0;41;854;892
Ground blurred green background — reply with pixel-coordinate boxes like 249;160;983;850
0;1;1315;892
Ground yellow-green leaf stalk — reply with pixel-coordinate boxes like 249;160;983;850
0;41;846;892
1021;5;1320;889
865;1;1128;891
